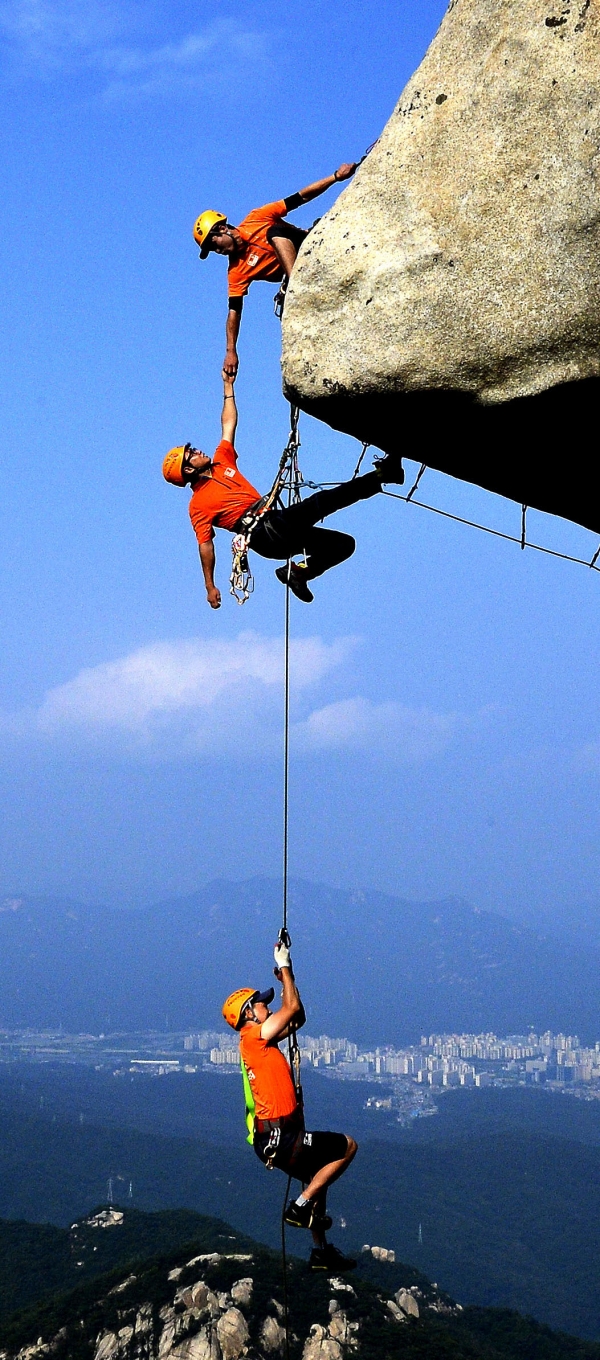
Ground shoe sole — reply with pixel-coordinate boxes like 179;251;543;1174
275;570;314;603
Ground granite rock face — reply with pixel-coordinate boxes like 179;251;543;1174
282;0;600;533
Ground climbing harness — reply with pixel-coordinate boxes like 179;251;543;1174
229;406;304;603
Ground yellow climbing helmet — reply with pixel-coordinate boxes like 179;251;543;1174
162;446;187;487
194;210;226;258
223;988;257;1031
223;987;275;1030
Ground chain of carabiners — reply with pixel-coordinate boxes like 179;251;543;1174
230;406;302;604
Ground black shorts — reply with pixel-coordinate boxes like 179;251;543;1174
254;1124;348;1183
266;220;308;250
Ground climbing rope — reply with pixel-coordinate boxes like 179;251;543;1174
351;441;369;479
381;477;600;573
277;439;305;1350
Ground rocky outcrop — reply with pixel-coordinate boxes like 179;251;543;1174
395;1288;419;1319
0;1248;461;1360
301;1309;359;1360
361;1245;395;1263
282;0;600;534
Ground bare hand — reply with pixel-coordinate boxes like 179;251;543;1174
334;162;357;182
207;586;221;609
223;349;239;379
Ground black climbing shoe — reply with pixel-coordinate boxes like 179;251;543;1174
275;563;314;603
309;1244;357;1273
373;454;405;485
284;1200;332;1231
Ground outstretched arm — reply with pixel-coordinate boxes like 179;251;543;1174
221;372;238;444
224;303;242;379
296;162;356;205
199;540;221;610
261;966;302;1043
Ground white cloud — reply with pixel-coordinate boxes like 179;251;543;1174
0;4;270;96
36;632;348;731
0;0;121;65
99;21;270;100
295;696;461;760
0;634;352;757
0;634;470;765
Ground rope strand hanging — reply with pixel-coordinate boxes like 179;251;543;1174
265;404;304;1360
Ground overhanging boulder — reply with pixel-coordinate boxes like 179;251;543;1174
281;0;600;534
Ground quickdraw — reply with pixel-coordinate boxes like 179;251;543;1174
230;535;254;605
229;405;303;604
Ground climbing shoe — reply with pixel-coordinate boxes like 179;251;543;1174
373;454;405;485
309;1244;357;1273
275;563;314;603
284;1200;332;1231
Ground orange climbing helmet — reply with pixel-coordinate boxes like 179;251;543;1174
194;210;227;258
162;446;187;488
222;986;275;1030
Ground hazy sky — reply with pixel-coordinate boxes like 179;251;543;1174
0;0;599;920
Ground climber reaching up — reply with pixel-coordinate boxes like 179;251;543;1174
162;373;404;608
193;163;357;379
222;939;358;1273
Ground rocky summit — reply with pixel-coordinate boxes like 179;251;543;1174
0;1235;459;1360
1;1207;600;1360
282;0;600;533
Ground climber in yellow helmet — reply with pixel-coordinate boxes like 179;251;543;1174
193;162;357;380
162;373;404;607
223;937;358;1273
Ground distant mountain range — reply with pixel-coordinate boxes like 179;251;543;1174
1;878;600;1043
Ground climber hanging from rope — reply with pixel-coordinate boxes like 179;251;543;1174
162;373;404;607
223;936;358;1274
192;162;357;378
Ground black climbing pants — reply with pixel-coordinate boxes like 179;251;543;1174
250;471;381;581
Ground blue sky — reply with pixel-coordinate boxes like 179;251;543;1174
0;0;599;922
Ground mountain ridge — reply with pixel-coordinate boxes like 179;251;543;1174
3;1077;600;1337
1;878;599;1042
0;1204;598;1360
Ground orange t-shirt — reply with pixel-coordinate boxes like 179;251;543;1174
227;200;288;299
188;440;260;545
239;1023;298;1121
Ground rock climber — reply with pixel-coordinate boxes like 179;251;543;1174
222;936;358;1273
193;163;357;379
162;373;404;607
